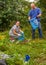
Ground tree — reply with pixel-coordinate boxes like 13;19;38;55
0;0;29;31
39;0;46;30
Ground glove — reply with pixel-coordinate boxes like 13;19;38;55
18;34;21;36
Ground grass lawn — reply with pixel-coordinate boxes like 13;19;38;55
0;31;46;65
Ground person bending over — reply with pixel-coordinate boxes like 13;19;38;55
9;21;24;42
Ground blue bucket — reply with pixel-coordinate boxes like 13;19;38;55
25;55;30;61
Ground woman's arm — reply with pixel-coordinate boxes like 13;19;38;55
13;29;18;35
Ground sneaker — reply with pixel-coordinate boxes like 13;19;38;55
10;36;15;43
10;40;15;43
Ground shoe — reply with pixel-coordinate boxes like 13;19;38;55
10;40;15;43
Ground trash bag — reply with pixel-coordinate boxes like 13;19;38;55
18;33;24;41
30;18;38;30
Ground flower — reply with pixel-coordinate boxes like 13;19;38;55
0;35;6;40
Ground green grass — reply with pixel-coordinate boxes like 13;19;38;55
0;31;46;65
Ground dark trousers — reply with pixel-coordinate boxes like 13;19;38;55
32;22;43;39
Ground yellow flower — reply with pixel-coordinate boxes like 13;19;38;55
0;35;6;40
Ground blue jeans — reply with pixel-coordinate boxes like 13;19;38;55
32;22;43;39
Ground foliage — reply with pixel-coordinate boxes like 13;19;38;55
0;0;46;65
0;0;46;31
38;0;46;30
0;0;29;31
0;31;46;65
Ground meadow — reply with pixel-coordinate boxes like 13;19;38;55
0;30;46;65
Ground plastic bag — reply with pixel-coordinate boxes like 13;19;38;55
30;18;38;30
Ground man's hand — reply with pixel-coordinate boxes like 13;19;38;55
28;16;31;21
37;14;41;18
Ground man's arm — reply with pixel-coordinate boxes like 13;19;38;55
28;10;31;20
37;13;41;18
37;8;42;18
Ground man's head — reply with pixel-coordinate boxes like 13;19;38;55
30;3;36;9
16;21;20;26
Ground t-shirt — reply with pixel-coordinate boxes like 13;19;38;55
9;25;20;36
28;8;42;22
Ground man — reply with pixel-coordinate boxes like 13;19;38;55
28;3;43;39
9;21;24;42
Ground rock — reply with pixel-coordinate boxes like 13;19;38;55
0;54;10;59
0;59;6;65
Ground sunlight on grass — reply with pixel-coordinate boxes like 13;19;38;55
0;31;46;65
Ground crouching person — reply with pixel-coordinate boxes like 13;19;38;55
9;21;24;42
